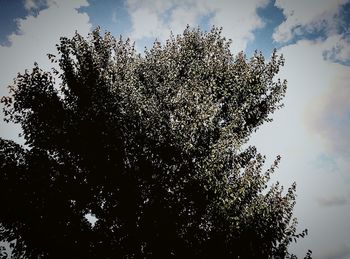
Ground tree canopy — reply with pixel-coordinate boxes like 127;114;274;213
0;27;310;258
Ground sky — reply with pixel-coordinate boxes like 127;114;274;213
0;0;350;258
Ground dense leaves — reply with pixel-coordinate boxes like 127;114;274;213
1;27;309;258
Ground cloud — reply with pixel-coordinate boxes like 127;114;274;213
250;37;350;159
126;0;208;44
273;0;349;43
249;37;350;258
206;0;269;53
305;75;350;157
323;34;350;63
112;10;118;24
126;0;269;54
275;36;350;188
24;0;45;11
300;35;350;158
316;196;347;207
0;0;91;142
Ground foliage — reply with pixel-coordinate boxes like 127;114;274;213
0;27;309;258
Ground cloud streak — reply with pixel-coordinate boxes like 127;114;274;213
316;196;348;207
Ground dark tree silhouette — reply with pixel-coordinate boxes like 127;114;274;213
0;27;310;258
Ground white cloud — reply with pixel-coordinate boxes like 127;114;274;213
126;0;269;54
206;0;269;53
249;37;350;258
273;0;349;43
305;73;350;157
126;0;208;44
129;7;168;40
0;0;91;142
300;35;350;158
24;0;44;11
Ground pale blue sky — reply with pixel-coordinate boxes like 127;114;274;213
1;1;350;258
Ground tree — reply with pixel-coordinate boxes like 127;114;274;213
0;27;310;258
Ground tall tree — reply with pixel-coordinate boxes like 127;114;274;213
0;27;310;258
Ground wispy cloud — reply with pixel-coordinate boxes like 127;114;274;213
24;0;46;11
323;34;350;63
112;10;118;24
273;0;349;43
316;195;347;207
